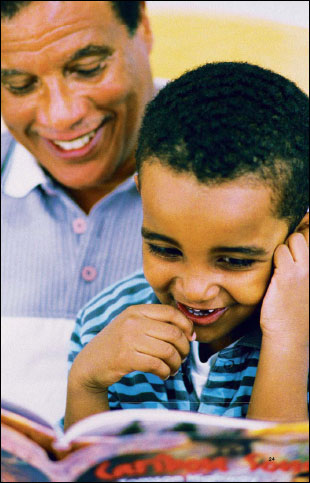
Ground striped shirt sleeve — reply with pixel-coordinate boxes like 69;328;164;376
67;270;154;372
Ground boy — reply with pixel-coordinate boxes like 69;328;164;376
64;62;309;430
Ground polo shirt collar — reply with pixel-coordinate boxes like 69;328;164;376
3;141;138;199
3;142;49;198
219;327;262;355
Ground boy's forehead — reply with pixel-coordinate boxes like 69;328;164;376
140;159;267;197
140;161;289;245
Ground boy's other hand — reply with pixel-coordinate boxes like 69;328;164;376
295;213;309;246
70;304;194;392
260;232;309;349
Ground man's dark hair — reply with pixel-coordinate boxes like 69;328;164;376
1;1;142;35
136;62;309;232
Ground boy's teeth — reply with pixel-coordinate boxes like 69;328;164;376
52;129;97;150
187;306;215;315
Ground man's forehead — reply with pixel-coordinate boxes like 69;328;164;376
1;1;117;52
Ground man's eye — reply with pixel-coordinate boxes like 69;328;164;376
147;243;182;259
7;83;35;95
74;64;104;77
219;256;255;269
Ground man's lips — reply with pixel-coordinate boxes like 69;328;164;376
177;302;228;326
40;117;113;160
39;115;113;142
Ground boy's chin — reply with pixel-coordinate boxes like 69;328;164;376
194;312;260;346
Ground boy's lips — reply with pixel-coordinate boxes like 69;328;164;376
177;302;228;326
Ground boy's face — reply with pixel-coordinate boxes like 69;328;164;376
139;162;289;348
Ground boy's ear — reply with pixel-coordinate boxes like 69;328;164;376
294;211;309;245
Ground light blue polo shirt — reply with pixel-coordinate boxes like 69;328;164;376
1;132;143;423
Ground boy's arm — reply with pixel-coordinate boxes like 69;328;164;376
247;233;309;422
64;304;194;430
64;359;110;431
247;338;308;422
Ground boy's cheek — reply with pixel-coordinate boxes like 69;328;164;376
142;255;171;291
231;271;272;307
142;245;273;309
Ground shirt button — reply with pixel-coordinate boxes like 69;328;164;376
224;360;234;370
82;266;97;282
73;218;87;234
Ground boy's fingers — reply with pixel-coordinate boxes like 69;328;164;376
296;223;309;247
139;304;195;341
142;331;189;362
287;232;309;264
274;235;309;271
137;336;183;375
273;243;293;269
132;352;172;381
143;320;190;360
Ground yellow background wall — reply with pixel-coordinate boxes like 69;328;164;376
1;10;309;132
149;12;309;94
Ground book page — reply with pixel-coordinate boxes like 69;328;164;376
1;424;56;482
58;410;309;482
1;407;56;455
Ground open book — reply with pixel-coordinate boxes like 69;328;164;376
1;400;309;482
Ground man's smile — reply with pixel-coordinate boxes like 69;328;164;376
40;115;115;160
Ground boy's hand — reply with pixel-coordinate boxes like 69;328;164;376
70;304;194;391
260;232;309;348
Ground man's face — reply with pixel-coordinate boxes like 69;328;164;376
139;162;289;349
1;1;153;189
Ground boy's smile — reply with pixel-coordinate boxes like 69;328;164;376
138;162;289;351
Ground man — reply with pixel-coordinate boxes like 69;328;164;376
1;1;157;422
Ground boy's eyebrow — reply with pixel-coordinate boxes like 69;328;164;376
141;228;181;247
141;228;269;256
211;246;269;256
1;44;113;79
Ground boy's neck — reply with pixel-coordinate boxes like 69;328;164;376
199;336;235;363
199;312;261;363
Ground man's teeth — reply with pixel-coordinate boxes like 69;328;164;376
186;306;215;316
52;128;97;150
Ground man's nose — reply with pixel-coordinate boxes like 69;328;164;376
36;77;88;132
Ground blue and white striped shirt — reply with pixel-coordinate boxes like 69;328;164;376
69;270;262;418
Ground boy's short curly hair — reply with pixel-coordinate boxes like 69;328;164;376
136;62;309;232
1;1;142;35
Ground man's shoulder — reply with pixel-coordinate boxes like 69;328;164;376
1;131;16;172
77;270;154;326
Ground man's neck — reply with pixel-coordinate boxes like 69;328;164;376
65;153;137;214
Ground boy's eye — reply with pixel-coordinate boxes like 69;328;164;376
147;243;182;260
218;256;255;269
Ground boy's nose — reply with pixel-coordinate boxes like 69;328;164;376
178;274;221;303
